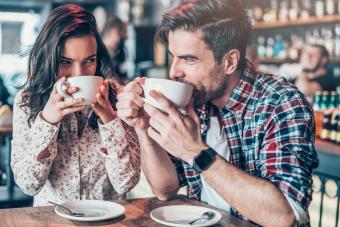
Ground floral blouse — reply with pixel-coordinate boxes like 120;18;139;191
11;91;140;206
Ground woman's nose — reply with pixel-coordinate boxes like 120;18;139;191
71;64;83;76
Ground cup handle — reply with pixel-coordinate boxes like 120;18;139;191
56;80;72;98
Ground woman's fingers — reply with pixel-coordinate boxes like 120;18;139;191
57;97;83;109
61;105;85;116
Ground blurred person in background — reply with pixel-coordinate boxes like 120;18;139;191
245;44;260;72
295;44;339;101
102;16;128;83
0;76;10;106
11;4;140;207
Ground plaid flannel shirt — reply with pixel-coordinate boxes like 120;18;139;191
173;60;319;225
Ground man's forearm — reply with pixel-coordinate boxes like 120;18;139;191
203;156;296;226
135;129;180;200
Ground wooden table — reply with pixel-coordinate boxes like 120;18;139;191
0;195;255;227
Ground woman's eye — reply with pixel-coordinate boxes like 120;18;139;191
60;60;70;65
85;58;96;64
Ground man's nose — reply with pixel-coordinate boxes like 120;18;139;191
169;60;185;80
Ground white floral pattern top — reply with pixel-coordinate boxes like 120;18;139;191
11;91;140;206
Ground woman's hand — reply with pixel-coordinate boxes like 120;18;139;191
91;79;116;124
41;77;85;124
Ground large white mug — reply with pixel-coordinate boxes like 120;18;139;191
56;75;103;105
143;78;193;111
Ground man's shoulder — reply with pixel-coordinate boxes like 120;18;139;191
252;73;310;107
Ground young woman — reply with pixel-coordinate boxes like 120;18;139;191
11;4;140;206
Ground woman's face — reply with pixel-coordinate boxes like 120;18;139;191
59;35;97;78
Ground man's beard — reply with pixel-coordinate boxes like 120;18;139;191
177;65;228;107
302;56;323;73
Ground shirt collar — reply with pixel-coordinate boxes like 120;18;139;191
219;60;257;116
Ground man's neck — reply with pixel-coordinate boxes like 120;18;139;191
211;71;241;108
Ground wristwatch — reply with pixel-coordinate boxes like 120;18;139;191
192;147;217;174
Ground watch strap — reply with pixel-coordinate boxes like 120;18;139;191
192;147;217;173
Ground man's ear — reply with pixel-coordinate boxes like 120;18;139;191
223;49;240;74
320;56;328;67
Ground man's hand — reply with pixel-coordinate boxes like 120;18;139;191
143;90;207;164
116;77;149;131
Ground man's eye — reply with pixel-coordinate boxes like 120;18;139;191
184;57;195;62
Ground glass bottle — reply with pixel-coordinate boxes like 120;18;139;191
335;24;340;57
289;0;299;20
279;0;289;22
266;37;274;58
301;0;312;18
320;91;330;109
313;91;323;138
257;36;266;58
326;0;335;15
315;0;325;18
336;117;340;144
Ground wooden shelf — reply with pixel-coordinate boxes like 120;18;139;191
259;58;298;64
254;15;340;30
259;57;340;64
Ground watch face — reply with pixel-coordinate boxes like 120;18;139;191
195;151;214;169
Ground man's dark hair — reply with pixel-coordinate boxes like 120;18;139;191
311;44;330;59
156;0;252;70
102;16;124;36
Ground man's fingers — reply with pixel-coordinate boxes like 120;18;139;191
149;90;181;121
116;99;141;112
134;76;147;85
186;99;199;123
117;108;140;119
149;116;168;136
117;92;145;108
147;126;162;145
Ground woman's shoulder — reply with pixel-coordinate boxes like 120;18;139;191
14;88;30;101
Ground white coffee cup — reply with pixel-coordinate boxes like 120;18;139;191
143;78;193;111
56;75;103;105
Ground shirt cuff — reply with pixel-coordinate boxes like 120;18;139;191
284;194;307;225
97;118;127;157
31;112;60;161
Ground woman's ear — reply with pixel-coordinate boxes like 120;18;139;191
223;49;240;74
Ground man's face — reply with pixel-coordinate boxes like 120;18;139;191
168;29;228;107
300;46;323;72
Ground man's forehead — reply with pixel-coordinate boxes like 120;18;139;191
168;29;209;53
304;46;321;53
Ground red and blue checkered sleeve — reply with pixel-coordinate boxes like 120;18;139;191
258;92;319;211
170;156;188;187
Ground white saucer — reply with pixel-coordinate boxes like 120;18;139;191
54;200;125;222
150;205;222;227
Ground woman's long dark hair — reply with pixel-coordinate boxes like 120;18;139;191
21;4;117;128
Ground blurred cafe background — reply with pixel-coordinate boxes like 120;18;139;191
0;0;339;226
